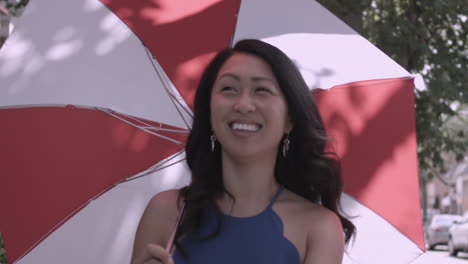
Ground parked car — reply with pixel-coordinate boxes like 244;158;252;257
426;214;461;250
448;211;468;256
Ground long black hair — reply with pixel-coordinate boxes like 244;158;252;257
176;39;355;249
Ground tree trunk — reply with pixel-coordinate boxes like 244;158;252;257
400;0;419;70
420;171;428;224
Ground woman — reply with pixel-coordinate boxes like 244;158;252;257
131;39;355;264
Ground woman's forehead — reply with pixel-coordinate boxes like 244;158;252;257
217;53;276;80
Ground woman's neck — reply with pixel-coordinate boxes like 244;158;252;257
219;150;279;210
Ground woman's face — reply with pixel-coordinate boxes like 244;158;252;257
210;53;292;160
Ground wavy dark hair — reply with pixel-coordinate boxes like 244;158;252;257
176;39;355;251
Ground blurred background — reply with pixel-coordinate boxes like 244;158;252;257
0;0;467;263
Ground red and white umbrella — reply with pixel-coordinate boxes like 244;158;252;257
0;0;425;263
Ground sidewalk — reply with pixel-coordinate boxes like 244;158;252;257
412;247;468;264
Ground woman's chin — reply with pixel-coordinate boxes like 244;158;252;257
221;147;277;163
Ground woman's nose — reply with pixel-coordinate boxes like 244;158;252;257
233;93;255;113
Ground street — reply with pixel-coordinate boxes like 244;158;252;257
422;246;468;264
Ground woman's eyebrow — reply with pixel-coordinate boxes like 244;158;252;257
218;73;240;81
219;73;274;81
251;76;275;84
218;73;276;86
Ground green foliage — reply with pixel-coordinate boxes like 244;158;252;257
3;0;29;16
318;0;468;178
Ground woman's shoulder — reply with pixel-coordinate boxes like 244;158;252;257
147;189;181;212
135;189;182;245
276;189;345;263
280;189;342;232
280;189;345;262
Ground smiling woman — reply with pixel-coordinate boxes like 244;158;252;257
130;39;355;264
210;53;292;162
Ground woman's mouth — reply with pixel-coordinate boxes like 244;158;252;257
229;122;261;132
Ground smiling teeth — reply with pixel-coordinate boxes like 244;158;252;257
232;123;259;132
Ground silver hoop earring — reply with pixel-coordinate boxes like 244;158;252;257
282;135;290;158
211;134;217;152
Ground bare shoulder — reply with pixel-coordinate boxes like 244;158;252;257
142;189;181;232
279;190;344;264
146;189;181;213
280;189;341;226
130;189;182;262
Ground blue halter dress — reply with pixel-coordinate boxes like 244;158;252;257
173;186;301;264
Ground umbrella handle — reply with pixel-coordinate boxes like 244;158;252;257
165;201;185;253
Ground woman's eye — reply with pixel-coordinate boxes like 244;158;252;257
256;87;271;93
220;86;237;93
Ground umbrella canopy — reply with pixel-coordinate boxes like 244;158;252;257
0;0;424;263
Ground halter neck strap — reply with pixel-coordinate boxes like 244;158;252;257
267;185;284;208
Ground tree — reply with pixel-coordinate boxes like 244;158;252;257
0;0;29;49
317;0;468;180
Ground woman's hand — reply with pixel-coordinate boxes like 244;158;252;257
133;243;174;264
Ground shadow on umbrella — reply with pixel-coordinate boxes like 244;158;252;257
0;0;423;263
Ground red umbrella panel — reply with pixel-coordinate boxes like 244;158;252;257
0;106;190;262
0;0;424;263
314;78;423;263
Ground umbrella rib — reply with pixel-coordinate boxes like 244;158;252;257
165;88;193;129
0;104;188;135
123;151;187;183
145;48;193;129
16;151;187;262
143;46;193;130
311;76;415;93
144;150;185;173
120;151;185;182
228;0;242;48
407;252;429;263
140;126;189;133
107;108;189;134
98;108;186;146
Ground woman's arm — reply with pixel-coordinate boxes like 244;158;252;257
130;189;180;264
303;209;345;264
